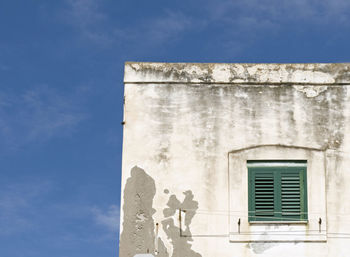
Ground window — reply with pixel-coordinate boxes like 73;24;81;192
248;160;308;222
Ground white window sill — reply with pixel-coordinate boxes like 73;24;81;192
230;221;326;242
229;233;327;242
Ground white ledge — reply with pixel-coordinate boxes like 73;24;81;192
124;62;350;84
229;233;327;242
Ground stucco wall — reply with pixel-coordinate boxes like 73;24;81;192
119;63;350;257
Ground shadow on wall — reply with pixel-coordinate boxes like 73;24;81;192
119;166;201;257
162;190;201;257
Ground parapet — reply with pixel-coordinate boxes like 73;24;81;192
124;62;350;84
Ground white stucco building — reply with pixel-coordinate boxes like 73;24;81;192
119;62;350;257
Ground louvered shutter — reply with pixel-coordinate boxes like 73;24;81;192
281;171;301;217
248;161;307;222
255;173;274;217
249;170;275;221
280;168;307;221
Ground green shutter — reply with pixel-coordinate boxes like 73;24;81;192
281;171;301;217
248;161;308;222
254;172;275;218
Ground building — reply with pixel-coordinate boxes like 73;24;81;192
119;62;350;257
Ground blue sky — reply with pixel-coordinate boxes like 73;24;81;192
1;0;350;256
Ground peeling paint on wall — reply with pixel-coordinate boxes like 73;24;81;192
119;167;202;257
293;85;328;97
119;166;169;257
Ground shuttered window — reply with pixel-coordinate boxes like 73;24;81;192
248;161;308;222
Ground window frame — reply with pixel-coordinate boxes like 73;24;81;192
228;146;327;242
247;160;308;223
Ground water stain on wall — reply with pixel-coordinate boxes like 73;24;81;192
247;241;277;254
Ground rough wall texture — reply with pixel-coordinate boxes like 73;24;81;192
120;63;350;257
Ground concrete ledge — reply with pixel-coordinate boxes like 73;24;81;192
124;62;350;84
229;233;327;242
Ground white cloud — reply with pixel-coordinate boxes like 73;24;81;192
62;0;116;46
145;10;194;43
66;0;105;25
0;85;86;152
207;0;350;25
60;1;197;50
189;0;350;57
0;180;119;244
91;204;119;232
0;180;53;235
58;0;350;58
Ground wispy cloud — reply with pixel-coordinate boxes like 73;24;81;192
91;205;119;233
208;0;350;25
62;0;124;47
0;179;119;245
60;0;196;50
0;85;86;152
0;180;53;235
144;10;194;43
194;0;350;56
59;0;350;58
66;0;105;26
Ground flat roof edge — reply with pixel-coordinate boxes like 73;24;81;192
124;62;350;84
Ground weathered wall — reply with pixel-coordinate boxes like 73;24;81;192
120;63;350;257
